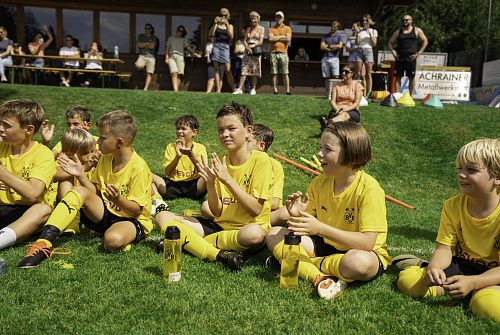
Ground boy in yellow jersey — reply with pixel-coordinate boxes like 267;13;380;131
53;129;98;236
152;115;207;200
0;99;56;251
266;122;390;299
200;123;284;219
395;139;500;322
155;102;273;271
19;111;153;268
41;105;99;157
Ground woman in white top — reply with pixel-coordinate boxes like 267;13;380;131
355;14;377;95
59;35;80;87
81;41;103;87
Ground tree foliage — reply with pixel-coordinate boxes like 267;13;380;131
378;0;500;54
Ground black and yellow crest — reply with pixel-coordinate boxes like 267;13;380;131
494;235;500;252
344;208;355;224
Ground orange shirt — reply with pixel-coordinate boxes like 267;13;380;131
334;81;364;109
269;24;292;53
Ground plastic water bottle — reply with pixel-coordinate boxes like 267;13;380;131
280;232;301;289
163;226;182;282
114;46;119;59
0;258;7;275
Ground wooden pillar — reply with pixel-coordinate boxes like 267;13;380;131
16;4;24;46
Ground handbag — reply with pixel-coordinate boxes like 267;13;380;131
250;45;262;56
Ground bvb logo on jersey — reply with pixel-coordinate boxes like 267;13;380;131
21;166;30;179
119;184;129;197
344;208;355;224
242;174;251;187
494;235;500;252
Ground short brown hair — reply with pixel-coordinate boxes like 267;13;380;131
323;121;371;169
253;124;274;152
61;129;96;155
66;106;91;122
216;102;253;126
176;115;199;131
0;99;44;132
96;110;137;145
456;138;500;180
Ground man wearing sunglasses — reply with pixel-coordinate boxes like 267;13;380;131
135;24;159;91
388;15;428;96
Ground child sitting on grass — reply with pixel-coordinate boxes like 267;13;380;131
395;138;500;322
0;99;56;251
152;115;207;200
266;121;390;299
155;102;273;271
19;111;153;268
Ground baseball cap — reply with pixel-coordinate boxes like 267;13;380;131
275;11;284;18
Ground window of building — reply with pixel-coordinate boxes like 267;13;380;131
24;7;56;50
172;16;201;51
62;9;93;51
100;11;130;53
0;6;17;42
136;14;165;55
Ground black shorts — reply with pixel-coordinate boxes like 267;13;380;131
442;256;491;277
80;200;145;243
0;204;30;229
310;235;385;279
395;57;417;79
163;177;205;200
328;109;360;123
194;216;224;236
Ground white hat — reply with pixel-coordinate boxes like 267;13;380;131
275;11;284;18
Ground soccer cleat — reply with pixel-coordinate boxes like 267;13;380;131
216;250;244;272
315;277;347;300
265;256;281;273
155;239;164;254
392;254;426;270
18;241;53;268
151;198;169;220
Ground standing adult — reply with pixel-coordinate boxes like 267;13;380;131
320;64;363;130
320;20;344;99
165;25;195;92
345;22;362;81
234;11;265;96
27;25;53;67
0;26;13;82
269;11;292;95
58;34;79;87
356;14;377;96
210;8;235;93
388;14;428;96
135;23;158;91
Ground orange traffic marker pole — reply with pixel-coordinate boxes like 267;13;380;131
273;153;415;209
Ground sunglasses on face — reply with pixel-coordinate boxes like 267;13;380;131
342;70;352;74
362;19;368;22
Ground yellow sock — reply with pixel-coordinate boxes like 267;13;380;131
152;193;163;201
161;219;220;261
397;266;437;298
63;212;81;235
312;253;353;283
469;288;500;322
46;190;84;232
272;240;322;283
204;230;247;251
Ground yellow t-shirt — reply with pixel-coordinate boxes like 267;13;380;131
270;157;284;208
436;194;500;268
52;135;100;154
90;151;153;234
163;141;207;182
0;141;56;206
214;150;273;231
306;170;390;268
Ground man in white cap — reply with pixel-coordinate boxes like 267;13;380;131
268;11;292;95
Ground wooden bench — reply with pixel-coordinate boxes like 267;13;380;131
9;65;131;88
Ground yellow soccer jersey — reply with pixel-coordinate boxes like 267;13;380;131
0;141;56;206
306;170;390;268
90;151;153;234
270;157;284;208
436;194;500;268
215;150;273;231
53;135;99;154
163;141;208;182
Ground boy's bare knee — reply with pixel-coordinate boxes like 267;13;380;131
341;250;378;280
265;226;289;249
155;210;176;230
103;231;127;251
239;224;267;247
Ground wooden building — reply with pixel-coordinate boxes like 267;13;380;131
1;0;412;93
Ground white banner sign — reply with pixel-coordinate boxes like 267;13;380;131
378;51;447;66
414;70;471;101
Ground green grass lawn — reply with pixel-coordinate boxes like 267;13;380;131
0;85;499;334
